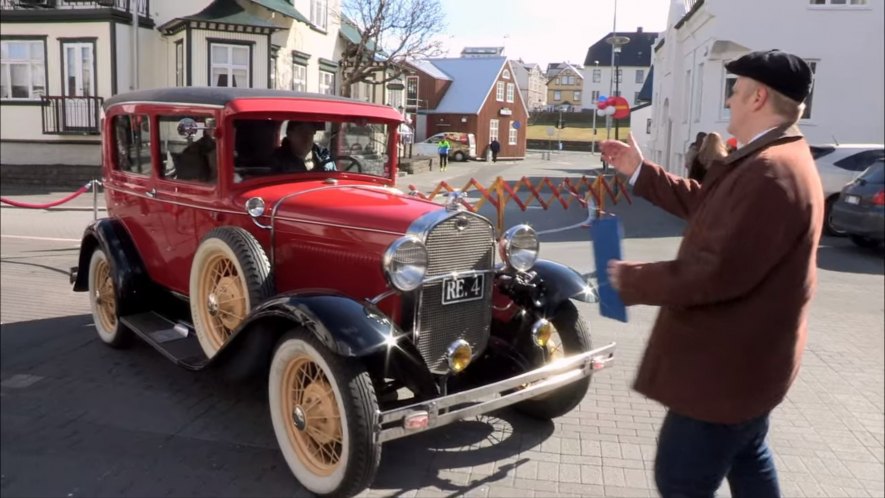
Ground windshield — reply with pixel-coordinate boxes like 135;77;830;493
232;117;392;183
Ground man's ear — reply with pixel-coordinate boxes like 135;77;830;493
752;85;769;111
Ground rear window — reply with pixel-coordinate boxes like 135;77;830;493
810;145;835;159
834;148;885;171
858;160;885;184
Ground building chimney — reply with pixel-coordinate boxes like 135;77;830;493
637;26;643;33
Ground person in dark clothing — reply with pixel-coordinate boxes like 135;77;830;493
489;139;501;162
272;121;331;173
684;131;707;178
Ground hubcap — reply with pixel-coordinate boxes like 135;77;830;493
198;254;247;349
282;355;343;476
94;258;117;331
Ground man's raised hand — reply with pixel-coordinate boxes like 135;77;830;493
600;133;644;177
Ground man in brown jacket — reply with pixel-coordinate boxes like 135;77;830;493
600;50;824;498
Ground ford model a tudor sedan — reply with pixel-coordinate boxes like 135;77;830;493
71;87;615;497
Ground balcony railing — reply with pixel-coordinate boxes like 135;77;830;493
41;95;103;135
0;0;149;17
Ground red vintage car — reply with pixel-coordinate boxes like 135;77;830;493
70;87;615;497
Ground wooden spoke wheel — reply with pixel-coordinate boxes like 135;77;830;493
88;249;131;348
189;227;272;358
269;331;380;497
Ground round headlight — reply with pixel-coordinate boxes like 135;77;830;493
383;236;428;291
499;224;539;272
245;197;266;217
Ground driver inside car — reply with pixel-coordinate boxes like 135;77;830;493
272;121;333;173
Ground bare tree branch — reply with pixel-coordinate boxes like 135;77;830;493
337;0;445;97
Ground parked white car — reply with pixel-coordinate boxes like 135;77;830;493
811;144;885;235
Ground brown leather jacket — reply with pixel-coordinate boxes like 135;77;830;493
619;125;824;423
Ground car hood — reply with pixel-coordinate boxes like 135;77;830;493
237;180;441;234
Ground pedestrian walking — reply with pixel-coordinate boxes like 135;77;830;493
438;137;451;171
600;49;823;498
688;132;729;184
489;138;501;163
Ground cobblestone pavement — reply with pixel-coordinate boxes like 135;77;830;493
1;153;883;497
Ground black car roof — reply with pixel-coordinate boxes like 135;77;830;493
103;87;360;110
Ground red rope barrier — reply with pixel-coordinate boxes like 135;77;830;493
0;181;94;209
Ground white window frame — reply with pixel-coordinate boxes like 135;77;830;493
693;63;703;122
553;90;561;101
502;69;511;79
319;70;336;95
1;39;46;100
311;0;329;30
508;125;517;145
574;90;581;101
490;119;499;141
292;63;307;92
635;69;644;84
721;67;737;119
175;40;184;87
591;90;600;102
506;83;515;103
683;69;691;123
210;43;250;88
592;69;601;83
496;81;505;101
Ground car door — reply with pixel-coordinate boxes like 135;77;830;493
104;111;168;274
150;112;221;295
414;133;442;156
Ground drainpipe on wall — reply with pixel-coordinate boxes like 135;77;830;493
131;0;139;90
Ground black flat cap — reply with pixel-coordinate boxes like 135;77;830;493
725;50;813;103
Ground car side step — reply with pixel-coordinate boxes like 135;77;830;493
120;312;209;370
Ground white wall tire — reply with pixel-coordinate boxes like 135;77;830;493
87;249;131;348
189;227;272;359
268;331;380;497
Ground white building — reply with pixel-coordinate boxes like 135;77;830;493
0;0;403;178
581;27;658;109
647;0;885;176
511;60;546;112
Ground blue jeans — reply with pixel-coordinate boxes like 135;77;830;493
655;410;781;498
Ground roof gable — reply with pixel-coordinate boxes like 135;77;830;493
583;30;660;67
417;57;508;114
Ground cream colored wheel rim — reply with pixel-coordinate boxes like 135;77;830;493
196;253;247;351
93;258;117;332
281;354;343;477
545;331;565;362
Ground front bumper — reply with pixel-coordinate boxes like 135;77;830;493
375;342;616;443
832;202;885;239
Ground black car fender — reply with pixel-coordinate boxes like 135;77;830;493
498;259;597;316
212;292;435;389
72;218;152;316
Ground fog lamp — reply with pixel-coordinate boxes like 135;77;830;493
446;339;473;373
531;318;556;347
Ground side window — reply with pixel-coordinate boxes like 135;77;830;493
835;149;885;172
112;114;151;175
158;115;217;184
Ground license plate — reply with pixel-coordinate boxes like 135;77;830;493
846;195;860;205
441;274;484;305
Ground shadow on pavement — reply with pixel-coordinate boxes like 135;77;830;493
372;411;553;495
1;314;555;497
817;237;885;275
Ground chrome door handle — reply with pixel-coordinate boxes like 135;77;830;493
146;188;157;198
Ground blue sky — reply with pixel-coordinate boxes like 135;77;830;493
436;0;670;69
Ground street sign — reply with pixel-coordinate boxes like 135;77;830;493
512;121;521;129
546;126;555;137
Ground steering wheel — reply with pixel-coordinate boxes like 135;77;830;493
320;155;363;173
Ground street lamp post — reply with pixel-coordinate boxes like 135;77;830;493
605;35;630;141
591;60;599;154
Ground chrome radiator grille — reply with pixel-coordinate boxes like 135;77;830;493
415;213;495;373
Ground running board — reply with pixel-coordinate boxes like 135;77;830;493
120;312;209;370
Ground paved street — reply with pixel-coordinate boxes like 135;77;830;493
1;152;883;497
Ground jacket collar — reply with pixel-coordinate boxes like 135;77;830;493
700;123;803;190
723;123;804;166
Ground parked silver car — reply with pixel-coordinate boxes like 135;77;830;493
831;159;885;248
811;144;885;236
